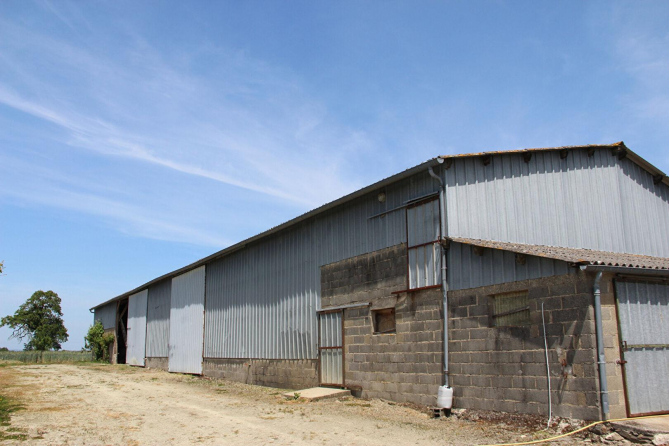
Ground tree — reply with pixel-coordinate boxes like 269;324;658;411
0;290;69;351
84;321;114;361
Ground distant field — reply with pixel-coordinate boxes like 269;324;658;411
0;350;92;363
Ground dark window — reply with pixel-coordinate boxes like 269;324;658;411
491;291;530;327
372;308;396;334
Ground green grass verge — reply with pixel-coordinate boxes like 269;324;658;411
0;394;27;441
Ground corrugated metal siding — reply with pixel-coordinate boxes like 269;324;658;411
615;279;669;415
409;243;441;288
407;199;440;246
319;311;343;385
169;266;205;374
126;289;148;366
444;149;669;257
616;157;669;257
204;171;439;360
448;241;572;291
146;279;171;358
407;199;441;289
94;302;116;330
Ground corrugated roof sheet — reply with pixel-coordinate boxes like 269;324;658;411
448;237;669;270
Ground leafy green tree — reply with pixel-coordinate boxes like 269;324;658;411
0;290;69;351
84;321;114;361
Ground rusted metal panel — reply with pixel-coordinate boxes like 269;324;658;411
126;289;148;367
615;279;669;416
93;302;116;330
146;279;171;358
169;266;205;374
445;149;668;258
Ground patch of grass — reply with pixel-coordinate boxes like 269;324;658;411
0;394;27;441
345;402;371;407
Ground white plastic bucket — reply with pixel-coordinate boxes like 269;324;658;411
437;386;453;409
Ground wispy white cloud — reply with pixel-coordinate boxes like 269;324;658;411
0;10;380;246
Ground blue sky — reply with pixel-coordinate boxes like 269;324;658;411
0;1;667;350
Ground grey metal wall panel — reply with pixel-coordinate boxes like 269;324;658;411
448;241;572;291
409;243;441;289
444;149;669;257
94;302;116;330
127;289;148;366
616;157;669;257
615;279;669;415
204;170;440;360
146;279;171;358
169;266;205;374
407;199;440;246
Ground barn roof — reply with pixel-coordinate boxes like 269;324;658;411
449;237;669;271
91;142;668;310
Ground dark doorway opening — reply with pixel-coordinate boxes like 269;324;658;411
116;298;129;364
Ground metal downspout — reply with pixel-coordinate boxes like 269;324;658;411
593;271;610;420
428;164;449;387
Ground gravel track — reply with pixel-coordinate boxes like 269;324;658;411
0;363;596;445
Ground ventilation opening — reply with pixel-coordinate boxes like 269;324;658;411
491;291;530;327
372;308;396;334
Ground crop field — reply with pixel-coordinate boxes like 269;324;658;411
0;350;92;364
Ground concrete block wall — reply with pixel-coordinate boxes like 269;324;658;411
321;244;407;308
322;243;444;406
145;357;168;370
344;289;444;407
203;359;318;389
448;272;602;420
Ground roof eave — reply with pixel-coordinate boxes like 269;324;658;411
578;264;670;276
439;142;668;185
90;157;443;311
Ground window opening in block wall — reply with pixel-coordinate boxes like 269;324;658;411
491;291;530;327
372;308;396;334
406;198;441;289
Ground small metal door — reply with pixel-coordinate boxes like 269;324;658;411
319;310;344;387
126;290;148;366
615;279;669;416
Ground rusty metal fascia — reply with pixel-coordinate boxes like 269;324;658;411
317;303;371;313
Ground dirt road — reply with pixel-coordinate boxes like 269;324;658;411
0;363;586;445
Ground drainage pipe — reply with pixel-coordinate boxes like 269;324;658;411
428;164;450;388
541;302;551;427
592;271;610;420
